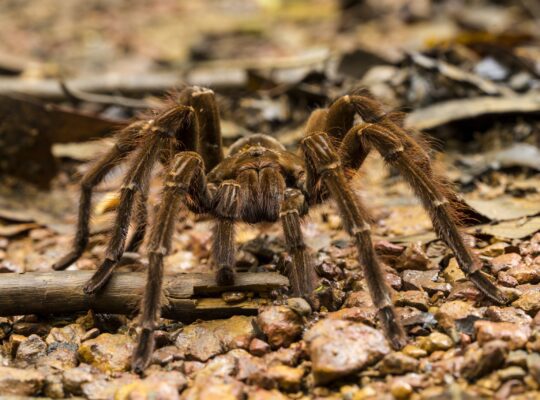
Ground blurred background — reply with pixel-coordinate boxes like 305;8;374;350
0;2;540;399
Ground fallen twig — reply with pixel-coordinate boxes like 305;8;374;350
0;271;288;320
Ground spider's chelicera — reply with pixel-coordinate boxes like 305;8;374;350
54;86;505;372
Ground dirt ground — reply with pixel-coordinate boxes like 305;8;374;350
1;0;540;399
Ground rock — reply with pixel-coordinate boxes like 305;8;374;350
116;371;187;400
175;316;256;361
379;352;419;375
263;342;304;367
375;240;405;258
513;291;540;314
42;368;64;398
442;258;466;283
152;345;183;365
46;323;85;345
181;351;248;399
506;263;540;284
390;379;413;399
247;388;289;400
417;332;453;353
435;300;480;330
344;290;374;308
266;364;304;391
396;242;430;271
527;353;540;385
12;321;51;336
286;297;312;317
402;270;451;294
447;282;484;302
63;364;100;395
0;366;45;396
480;242;508;257
497;366;526;381
222;291;247;304
393;290;429;311
38;342;78;369
78;333;135;373
498;272;519;287
249;338;271;356
82;327;100;341
401;344;427;359
506;350;528;367
490;253;522;273
328;306;378;326
461;340;508;380
15;334;47;363
485;306;532;326
183;376;244;400
475;321;531;350
81;374;138;400
115;380;180;400
304;318;390;384
257;306;303;349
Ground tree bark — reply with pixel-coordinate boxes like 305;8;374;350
0;271;287;321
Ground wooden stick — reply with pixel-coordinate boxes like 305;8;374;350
0;271;288;321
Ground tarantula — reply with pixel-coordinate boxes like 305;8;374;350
54;86;505;373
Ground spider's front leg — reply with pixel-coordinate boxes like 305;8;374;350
301;131;407;350
132;152;211;373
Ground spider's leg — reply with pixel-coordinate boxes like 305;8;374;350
53;122;144;271
301;132;406;349
353;123;506;304
84;130;164;294
125;185;149;253
212;180;241;286
280;188;317;297
190;88;224;171
132;152;210;373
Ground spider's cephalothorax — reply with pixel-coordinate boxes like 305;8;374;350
54;86;506;373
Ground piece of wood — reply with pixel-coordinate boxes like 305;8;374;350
0;271;288;321
406;93;540;131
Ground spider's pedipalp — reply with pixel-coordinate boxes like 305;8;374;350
52;121;145;271
132;151;208;373
212;180;241;285
301;132;406;349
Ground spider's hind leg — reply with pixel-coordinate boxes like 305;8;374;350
301;131;407;349
342;120;506;304
53;122;145;271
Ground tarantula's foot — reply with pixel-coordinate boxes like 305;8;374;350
470;271;507;305
378;306;407;350
132;328;154;374
83;259;117;294
216;267;235;286
52;251;83;271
